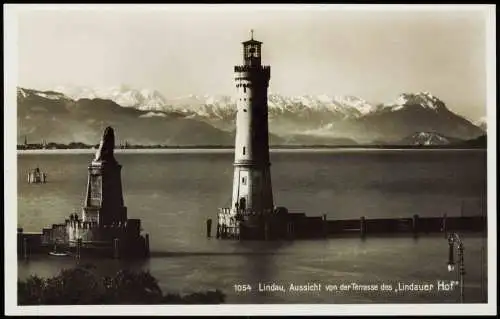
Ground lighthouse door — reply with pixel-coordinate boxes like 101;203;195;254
239;197;246;211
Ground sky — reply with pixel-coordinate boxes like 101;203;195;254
14;5;491;121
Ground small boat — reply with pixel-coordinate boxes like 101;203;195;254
48;242;70;257
49;251;69;257
27;167;47;184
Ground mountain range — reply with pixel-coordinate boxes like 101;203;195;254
17;85;485;146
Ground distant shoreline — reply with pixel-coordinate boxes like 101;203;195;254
17;143;486;150
16;136;486;151
17;146;486;154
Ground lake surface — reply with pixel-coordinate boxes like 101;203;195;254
17;149;488;303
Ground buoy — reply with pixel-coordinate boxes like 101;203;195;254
360;216;367;238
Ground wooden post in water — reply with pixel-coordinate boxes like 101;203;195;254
113;238;120;259
17;228;23;257
360;216;366;238
287;221;294;240
442;214;447;238
206;219;212;238
238;225;243;240
23;238;28;259
264;221;269;241
322;214;328;238
412;214;419;238
145;234;150;257
76;238;82;260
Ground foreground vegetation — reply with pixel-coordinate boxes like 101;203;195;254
18;264;225;305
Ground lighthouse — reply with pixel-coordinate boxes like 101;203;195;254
217;31;275;240
232;30;274;216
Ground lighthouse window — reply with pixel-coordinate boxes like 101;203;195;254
242;177;247;185
243;86;247;93
243;109;247;112
243;147;246;155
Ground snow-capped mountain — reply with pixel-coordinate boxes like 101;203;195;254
381;92;447;113
398;132;460;146
18;86;485;145
348;92;484;143
53;85;168;111
49;85;461;124
334;95;378;116
266;93;377;119
168;93;378;119
176;95;235;120
51;85;383;120
18;87;69;101
17;87;234;145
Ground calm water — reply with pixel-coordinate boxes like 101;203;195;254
17;149;488;303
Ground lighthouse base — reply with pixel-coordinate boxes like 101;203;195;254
216;207;327;241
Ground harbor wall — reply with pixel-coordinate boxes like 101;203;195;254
18;218;148;259
215;212;487;240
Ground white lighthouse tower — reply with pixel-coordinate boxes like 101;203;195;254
232;30;274;215
217;31;275;239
